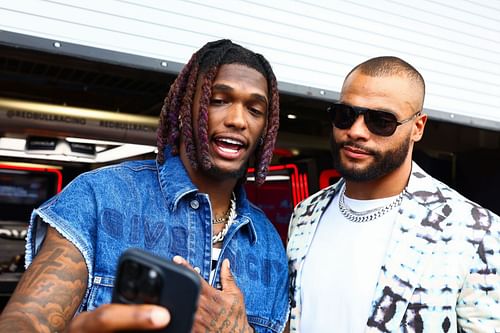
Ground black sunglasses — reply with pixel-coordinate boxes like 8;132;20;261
327;103;421;137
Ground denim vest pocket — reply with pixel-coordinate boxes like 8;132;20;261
248;315;284;333
86;275;115;311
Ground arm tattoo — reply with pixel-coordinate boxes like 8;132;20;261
0;227;87;333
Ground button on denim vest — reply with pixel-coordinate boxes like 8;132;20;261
26;149;289;333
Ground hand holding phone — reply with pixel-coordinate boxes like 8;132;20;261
112;248;201;333
173;256;254;333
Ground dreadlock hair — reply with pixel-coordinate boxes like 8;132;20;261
157;39;280;185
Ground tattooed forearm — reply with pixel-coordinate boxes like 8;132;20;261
0;227;87;333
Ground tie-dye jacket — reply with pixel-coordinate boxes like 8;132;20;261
287;162;500;332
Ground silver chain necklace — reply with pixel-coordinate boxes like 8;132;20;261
212;193;237;244
338;185;405;223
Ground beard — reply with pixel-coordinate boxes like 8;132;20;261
330;134;410;182
203;161;248;181
195;135;259;182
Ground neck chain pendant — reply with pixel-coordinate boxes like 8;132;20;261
212;192;237;244
338;185;405;223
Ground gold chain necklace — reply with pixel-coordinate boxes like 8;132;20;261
212;209;230;224
212;192;237;244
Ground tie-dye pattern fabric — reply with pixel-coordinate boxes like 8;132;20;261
287;162;500;332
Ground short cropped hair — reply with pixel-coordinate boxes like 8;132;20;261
346;56;425;108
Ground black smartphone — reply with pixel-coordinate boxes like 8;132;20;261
112;248;201;333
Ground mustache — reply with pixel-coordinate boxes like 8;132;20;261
338;140;378;155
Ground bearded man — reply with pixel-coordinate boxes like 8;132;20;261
287;56;500;332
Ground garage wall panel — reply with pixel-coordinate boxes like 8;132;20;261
0;0;499;129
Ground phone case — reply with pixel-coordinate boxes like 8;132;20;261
112;248;201;333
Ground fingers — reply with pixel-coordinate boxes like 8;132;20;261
220;259;238;292
173;256;211;291
174;256;239;294
172;255;195;271
67;304;170;332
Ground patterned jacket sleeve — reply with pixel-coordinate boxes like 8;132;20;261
456;211;500;331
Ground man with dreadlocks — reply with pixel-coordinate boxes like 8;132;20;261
0;40;288;333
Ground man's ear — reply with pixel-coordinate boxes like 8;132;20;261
412;113;427;143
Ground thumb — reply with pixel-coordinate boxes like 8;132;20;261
220;259;239;293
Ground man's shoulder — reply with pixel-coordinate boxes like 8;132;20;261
245;200;267;218
411;163;481;205
53;160;158;199
409;162;499;225
294;181;340;213
244;200;278;232
287;182;340;238
79;159;157;180
92;159;157;174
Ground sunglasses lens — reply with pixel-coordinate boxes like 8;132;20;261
328;104;356;129
365;110;398;136
328;103;400;136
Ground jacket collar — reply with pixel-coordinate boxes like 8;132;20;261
156;146;257;242
156;147;197;211
405;162;451;212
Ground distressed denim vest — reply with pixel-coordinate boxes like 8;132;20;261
26;149;289;333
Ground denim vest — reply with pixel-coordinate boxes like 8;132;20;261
26;150;289;333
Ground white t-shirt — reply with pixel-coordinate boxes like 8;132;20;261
209;247;222;286
300;187;399;332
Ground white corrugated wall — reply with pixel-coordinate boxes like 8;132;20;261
0;0;499;129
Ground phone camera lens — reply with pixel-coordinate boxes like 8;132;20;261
123;260;141;279
119;278;138;302
139;268;161;304
118;260;143;303
148;269;158;280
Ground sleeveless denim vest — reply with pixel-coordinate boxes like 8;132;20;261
26;149;289;333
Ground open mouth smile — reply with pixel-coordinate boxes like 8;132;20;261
213;137;246;158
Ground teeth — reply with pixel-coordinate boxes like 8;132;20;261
219;146;239;153
218;138;243;146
